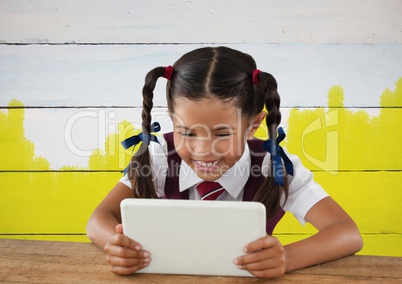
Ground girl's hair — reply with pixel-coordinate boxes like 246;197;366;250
128;46;289;219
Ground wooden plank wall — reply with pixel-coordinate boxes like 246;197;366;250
0;0;401;256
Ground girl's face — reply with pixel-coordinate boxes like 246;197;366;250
171;97;265;181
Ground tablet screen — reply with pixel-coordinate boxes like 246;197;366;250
121;198;266;277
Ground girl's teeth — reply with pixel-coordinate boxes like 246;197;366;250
197;161;218;167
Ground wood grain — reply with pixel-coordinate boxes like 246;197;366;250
0;239;401;283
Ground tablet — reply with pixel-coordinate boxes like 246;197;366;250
120;198;266;277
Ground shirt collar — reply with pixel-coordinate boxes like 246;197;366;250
179;143;251;199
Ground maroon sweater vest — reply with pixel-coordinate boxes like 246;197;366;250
162;132;284;235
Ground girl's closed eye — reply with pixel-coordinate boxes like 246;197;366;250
179;132;231;138
180;132;196;137
213;126;234;138
215;132;231;137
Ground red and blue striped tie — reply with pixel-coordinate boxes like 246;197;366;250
196;181;225;200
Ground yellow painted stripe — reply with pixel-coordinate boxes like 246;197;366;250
275;171;402;234
2;105;402;172
1;171;400;233
0;172;121;233
283;82;402;171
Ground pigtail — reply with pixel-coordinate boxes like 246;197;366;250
253;72;289;219
127;66;166;198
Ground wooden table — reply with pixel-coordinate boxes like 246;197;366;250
0;239;401;283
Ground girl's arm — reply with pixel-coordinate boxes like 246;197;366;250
86;182;132;248
284;196;363;271
86;182;151;275
236;196;363;278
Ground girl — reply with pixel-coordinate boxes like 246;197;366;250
86;46;363;278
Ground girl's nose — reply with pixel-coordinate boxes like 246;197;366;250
190;137;212;157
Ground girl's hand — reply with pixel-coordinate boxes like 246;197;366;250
235;235;286;278
103;224;151;275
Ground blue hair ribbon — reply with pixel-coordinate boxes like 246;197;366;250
121;122;161;150
121;122;161;174
262;127;294;186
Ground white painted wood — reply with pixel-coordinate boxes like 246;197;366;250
0;0;401;44
1;44;401;108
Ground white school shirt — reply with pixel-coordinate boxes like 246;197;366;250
119;134;329;225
